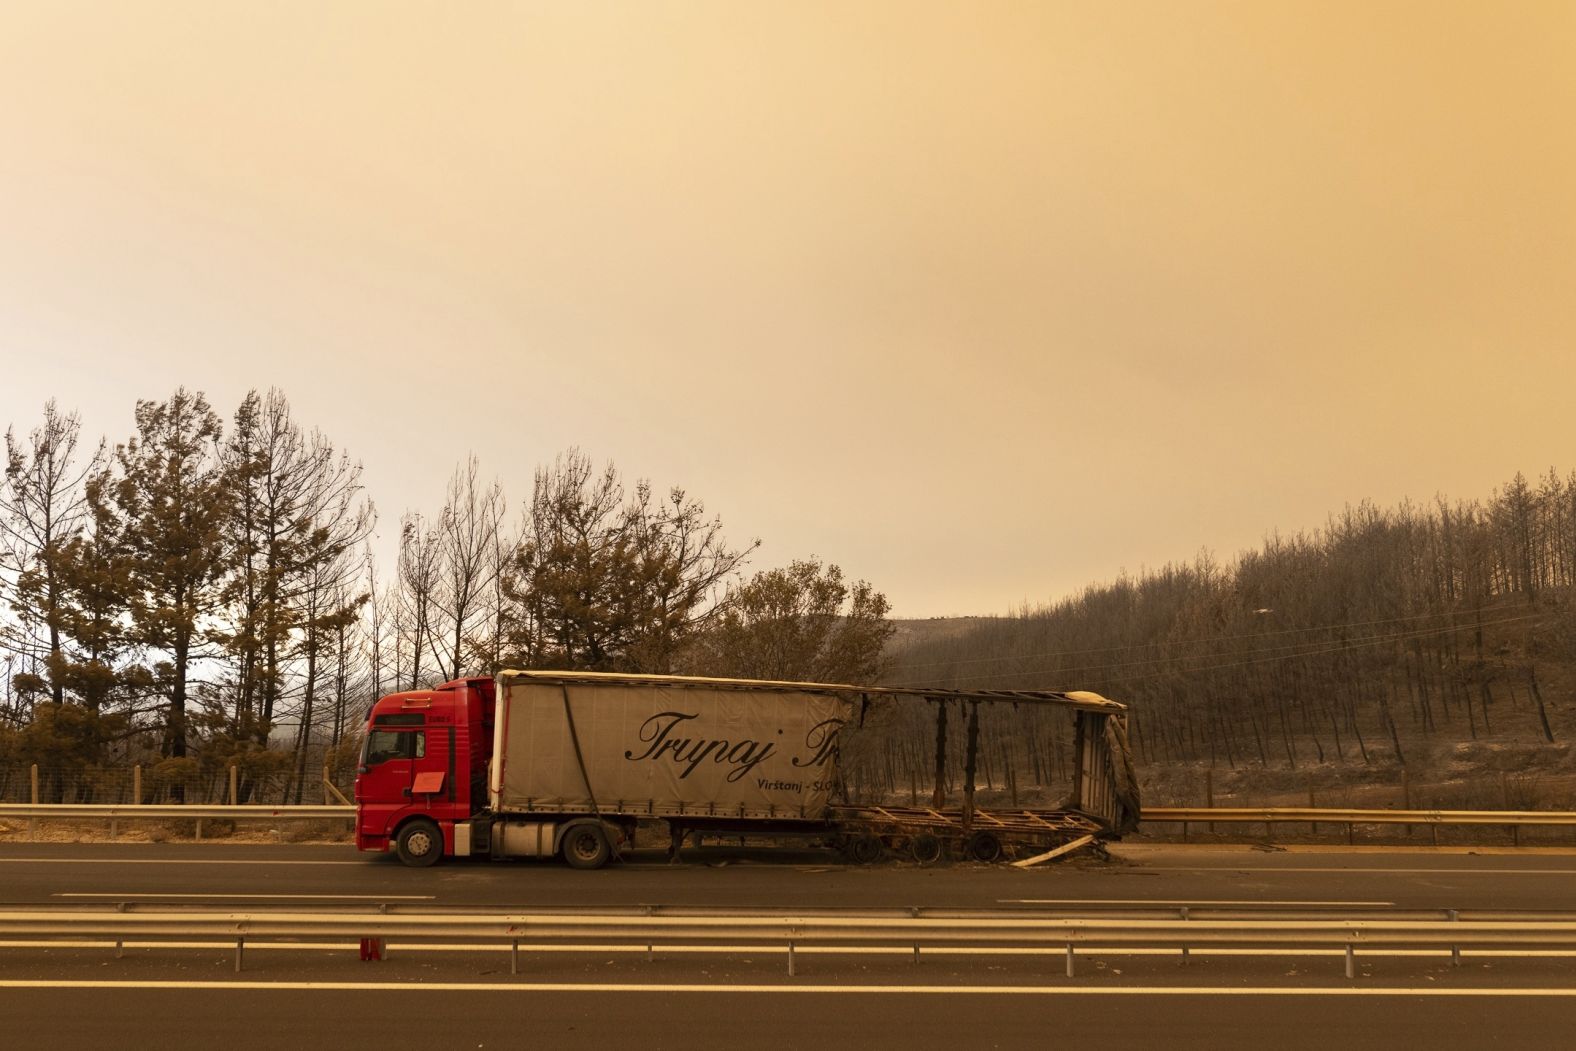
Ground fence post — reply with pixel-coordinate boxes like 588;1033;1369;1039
133;765;142;806
1402;768;1412;837
29;763;39;841
229;765;238;806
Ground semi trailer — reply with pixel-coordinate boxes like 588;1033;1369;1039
354;669;1138;868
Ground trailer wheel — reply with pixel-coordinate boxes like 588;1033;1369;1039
395;819;443;867
561;822;612;870
965;831;1003;863
847;834;884;865
910;834;944;865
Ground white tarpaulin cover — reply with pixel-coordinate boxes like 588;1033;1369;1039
490;678;853;820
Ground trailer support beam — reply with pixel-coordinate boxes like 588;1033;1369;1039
962;702;980;832
931;701;948;809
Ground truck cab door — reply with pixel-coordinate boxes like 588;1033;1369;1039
358;728;427;807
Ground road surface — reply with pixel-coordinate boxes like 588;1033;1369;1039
3;840;1574;1048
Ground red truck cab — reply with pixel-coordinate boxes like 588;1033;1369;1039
354;677;495;865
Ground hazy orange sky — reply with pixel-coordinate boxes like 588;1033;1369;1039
2;2;1572;616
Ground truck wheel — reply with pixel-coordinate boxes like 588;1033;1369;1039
395;819;443;867
561;823;612;870
910;833;944;865
846;834;884;865
965;831;1003;863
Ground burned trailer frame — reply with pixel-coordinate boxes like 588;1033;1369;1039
828;686;1140;863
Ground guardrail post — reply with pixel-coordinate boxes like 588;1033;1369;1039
1344;944;1354;979
1065;944;1076;978
230;766;238;806
1345;822;1354;846
133;765;142;806
511;939;519;975
235;937;244;973
29;764;38;841
196;818;203;842
1180;907;1190;965
912;907;921;964
1449;909;1460;967
787;940;795;977
1309;789;1318;835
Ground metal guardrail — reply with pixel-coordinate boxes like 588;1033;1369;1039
1145;807;1576;825
1141;806;1576;845
0;804;353;819
5;803;1575;845
3;904;1574;979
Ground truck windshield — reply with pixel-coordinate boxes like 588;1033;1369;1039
363;729;426;766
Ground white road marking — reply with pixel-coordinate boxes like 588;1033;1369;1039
52;893;434;900
997;899;1395;907
2;979;1575;995
1122;845;1576;857
1141;866;1576;876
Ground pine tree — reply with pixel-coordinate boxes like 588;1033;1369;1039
97;390;232;780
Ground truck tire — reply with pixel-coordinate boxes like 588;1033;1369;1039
846;834;884;865
910;833;944;866
965;831;1003;863
561;822;612;870
395;819;443;867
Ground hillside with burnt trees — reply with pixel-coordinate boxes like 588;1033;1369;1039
4;388;1571;815
876;473;1576;811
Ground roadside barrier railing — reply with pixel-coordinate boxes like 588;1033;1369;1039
2;904;1574;979
1141;806;1576;845
5;802;1576;845
0;802;354;840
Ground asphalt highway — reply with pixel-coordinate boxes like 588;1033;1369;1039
3;840;1576;910
3;841;1575;1048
